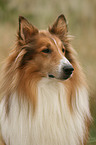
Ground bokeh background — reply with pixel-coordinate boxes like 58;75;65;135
0;0;96;144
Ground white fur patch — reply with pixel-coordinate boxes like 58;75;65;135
0;78;90;145
51;37;62;55
60;57;71;65
51;37;72;73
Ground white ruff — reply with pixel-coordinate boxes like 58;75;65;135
0;78;90;145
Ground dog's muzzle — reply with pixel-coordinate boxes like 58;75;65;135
48;64;74;80
48;57;74;80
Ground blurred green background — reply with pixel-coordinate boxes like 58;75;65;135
0;0;96;144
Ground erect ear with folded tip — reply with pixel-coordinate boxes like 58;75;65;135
49;14;68;38
18;16;38;42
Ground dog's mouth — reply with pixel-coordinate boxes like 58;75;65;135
48;74;72;80
48;74;55;78
48;73;73;80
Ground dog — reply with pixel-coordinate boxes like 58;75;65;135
0;14;91;145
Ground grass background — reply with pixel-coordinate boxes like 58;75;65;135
0;0;96;144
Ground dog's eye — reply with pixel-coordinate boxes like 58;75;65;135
62;48;65;53
42;48;51;53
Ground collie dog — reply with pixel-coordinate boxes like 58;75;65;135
0;15;91;145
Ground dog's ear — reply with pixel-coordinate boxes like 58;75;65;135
49;14;68;38
18;16;38;42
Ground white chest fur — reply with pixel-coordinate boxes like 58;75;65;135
0;78;90;145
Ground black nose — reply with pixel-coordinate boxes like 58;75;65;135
63;65;74;75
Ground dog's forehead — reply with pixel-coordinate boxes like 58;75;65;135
39;30;62;46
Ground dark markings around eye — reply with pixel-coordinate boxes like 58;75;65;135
42;48;52;53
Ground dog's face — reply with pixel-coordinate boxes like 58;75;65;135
17;15;74;80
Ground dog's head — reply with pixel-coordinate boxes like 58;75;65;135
17;15;74;80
